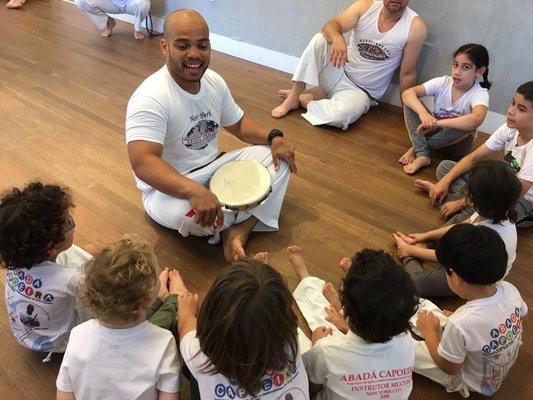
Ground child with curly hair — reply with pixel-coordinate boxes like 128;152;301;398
0;182;94;354
56;235;181;400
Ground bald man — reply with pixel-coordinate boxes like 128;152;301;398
126;10;296;261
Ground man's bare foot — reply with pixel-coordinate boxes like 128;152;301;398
134;30;145;40
414;179;435;194
278;89;291;99
221;217;256;262
158;267;170;300
271;97;299;119
168;269;188;296
398;147;415;165
298;93;315;109
286;245;310;282
322;282;342;312
404;156;431;175
6;0;25;8
338;257;352;273
253;252;269;263
101;17;116;37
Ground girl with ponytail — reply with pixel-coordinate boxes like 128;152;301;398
399;43;491;174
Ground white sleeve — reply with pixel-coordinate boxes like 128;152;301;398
437;322;467;364
302;342;329;385
484;124;509;151
470;89;489;108
422;76;446;98
517;146;533;183
125;95;168;144
180;330;207;378
56;350;74;392
156;336;181;393
64;270;84;297
219;80;244;127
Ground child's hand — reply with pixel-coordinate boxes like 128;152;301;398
440;199;467;220
416;123;437;135
325;306;349;334
429;181;449;206
392;233;414;259
177;292;199;321
311;326;332;344
416;310;441;337
419;112;438;131
394;230;424;245
442;309;454;317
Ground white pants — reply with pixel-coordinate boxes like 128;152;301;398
141;145;290;240
411;299;470;398
293;33;376;130
293;276;345;339
76;0;150;32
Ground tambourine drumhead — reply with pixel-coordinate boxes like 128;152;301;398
209;160;272;211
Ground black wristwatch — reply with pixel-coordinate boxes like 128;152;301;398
267;128;284;144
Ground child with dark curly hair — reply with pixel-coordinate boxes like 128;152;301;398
393;159;521;296
287;245;419;400
178;257;310;400
412;224;527;397
56;235;181;400
0;182;95;354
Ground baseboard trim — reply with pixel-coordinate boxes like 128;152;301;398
61;2;506;134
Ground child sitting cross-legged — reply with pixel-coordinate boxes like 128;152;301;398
287;245;419;400
56;235;181;400
412;224;527;397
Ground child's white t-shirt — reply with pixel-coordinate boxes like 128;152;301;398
484;124;533;202
423;76;489;120
180;330;310;399
126;66;244;192
56;320;180;399
4;261;83;352
303;331;415;400
438;281;527;396
469;212;517;277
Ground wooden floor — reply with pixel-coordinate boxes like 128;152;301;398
1;2;532;399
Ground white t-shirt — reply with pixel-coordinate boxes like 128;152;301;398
303;331;414;400
438;281;527;396
180;330;310;399
346;1;418;99
56;320;180;399
485;123;533;202
469;212;517;277
4;261;83;352
423;76;489;120
126;66;244;191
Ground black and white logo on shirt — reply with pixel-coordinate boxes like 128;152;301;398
182;119;219;150
357;39;390;61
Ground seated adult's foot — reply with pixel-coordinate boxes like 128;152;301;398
298;93;315;110
414;179;435;194
158;267;170;300
101;17;116;37
271;97;299;119
253;252;269;263
6;0;25;8
222;227;247;262
322;282;342;312
287;245;310;282
278;89;291;99
134;30;145;40
398;147;415;165
403;156;431;175
168;269;189;296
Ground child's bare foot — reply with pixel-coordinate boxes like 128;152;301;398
222;227;247;262
271;96;299;118
253;252;269;263
134;30;145;40
414;179;434;194
6;0;25;8
392;233;413;260
101;17;116;37
287;245;309;281
398;147;415;165
404;156;431;175
168;269;188;296
338;257;352;273
158;267;170;300
322;282;342;312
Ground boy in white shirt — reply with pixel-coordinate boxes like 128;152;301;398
413;224;527;397
288;246;419;400
0;182;94;354
415;81;533;227
56;235;181;400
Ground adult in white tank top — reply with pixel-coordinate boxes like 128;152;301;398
272;0;427;131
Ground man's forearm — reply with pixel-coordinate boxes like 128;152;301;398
234;116;270;144
322;20;344;43
399;72;417;96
